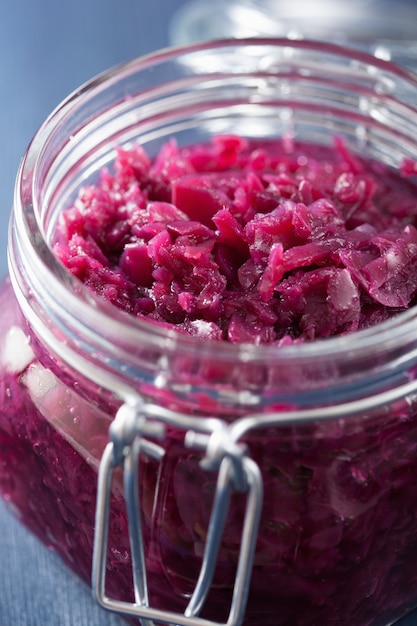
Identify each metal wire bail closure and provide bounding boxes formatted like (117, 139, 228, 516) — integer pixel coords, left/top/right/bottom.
(92, 398, 264, 626)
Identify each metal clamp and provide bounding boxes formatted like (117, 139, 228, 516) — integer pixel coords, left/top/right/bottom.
(92, 398, 263, 626)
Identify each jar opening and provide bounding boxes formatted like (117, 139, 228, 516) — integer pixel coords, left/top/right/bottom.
(9, 38, 417, 407)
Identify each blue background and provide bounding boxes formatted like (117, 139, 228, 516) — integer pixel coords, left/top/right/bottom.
(0, 0, 416, 624)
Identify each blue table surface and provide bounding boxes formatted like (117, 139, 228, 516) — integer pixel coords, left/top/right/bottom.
(0, 0, 417, 624)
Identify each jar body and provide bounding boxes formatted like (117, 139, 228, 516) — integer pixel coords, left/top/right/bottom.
(6, 39, 417, 626)
(3, 271, 417, 626)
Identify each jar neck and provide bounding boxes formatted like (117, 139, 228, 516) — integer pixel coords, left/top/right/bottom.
(8, 38, 417, 415)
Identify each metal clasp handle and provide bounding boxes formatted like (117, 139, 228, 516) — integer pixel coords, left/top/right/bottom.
(92, 400, 263, 626)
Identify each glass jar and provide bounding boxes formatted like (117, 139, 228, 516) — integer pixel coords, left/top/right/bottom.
(4, 38, 417, 626)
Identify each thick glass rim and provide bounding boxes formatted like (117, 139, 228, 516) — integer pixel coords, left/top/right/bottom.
(11, 37, 417, 369)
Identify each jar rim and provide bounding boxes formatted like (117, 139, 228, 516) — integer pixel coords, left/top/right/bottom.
(10, 37, 417, 376)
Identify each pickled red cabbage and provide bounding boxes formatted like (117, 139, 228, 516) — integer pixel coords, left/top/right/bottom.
(54, 135, 417, 344)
